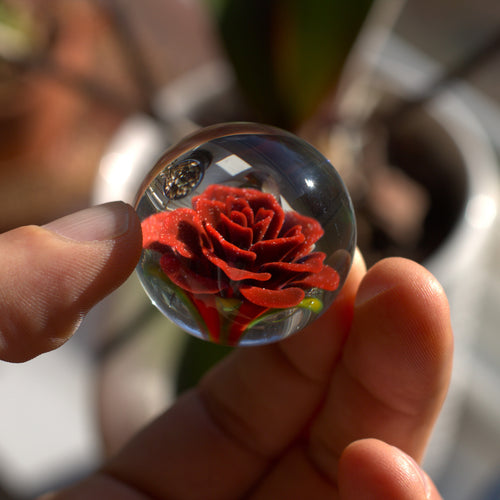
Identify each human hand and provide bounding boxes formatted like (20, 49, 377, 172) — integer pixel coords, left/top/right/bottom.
(0, 202, 452, 499)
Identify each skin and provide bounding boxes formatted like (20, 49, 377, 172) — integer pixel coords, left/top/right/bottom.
(0, 202, 452, 499)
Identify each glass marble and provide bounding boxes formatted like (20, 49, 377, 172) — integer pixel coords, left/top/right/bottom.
(135, 122, 356, 346)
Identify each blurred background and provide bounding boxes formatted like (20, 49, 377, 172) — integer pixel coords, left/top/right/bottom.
(1, 0, 500, 498)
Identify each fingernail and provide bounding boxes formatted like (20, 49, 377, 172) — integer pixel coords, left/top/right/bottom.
(396, 448, 432, 499)
(43, 202, 131, 242)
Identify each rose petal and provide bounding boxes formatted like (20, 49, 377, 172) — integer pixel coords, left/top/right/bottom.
(296, 251, 329, 269)
(254, 206, 283, 240)
(230, 210, 248, 227)
(142, 212, 165, 249)
(203, 249, 271, 282)
(245, 188, 282, 212)
(160, 251, 223, 294)
(251, 232, 305, 265)
(241, 206, 254, 227)
(142, 210, 205, 259)
(261, 252, 325, 275)
(197, 185, 261, 206)
(293, 265, 340, 291)
(251, 211, 273, 243)
(226, 195, 250, 216)
(259, 253, 334, 291)
(280, 211, 324, 259)
(280, 225, 303, 238)
(242, 188, 284, 240)
(281, 211, 324, 240)
(205, 223, 256, 264)
(240, 285, 305, 308)
(193, 197, 224, 227)
(219, 213, 253, 249)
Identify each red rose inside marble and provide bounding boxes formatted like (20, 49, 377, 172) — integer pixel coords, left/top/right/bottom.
(142, 184, 339, 344)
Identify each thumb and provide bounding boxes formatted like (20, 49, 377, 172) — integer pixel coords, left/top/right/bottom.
(0, 202, 142, 362)
(338, 438, 441, 499)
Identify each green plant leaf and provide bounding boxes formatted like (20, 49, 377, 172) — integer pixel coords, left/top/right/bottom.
(209, 0, 375, 128)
